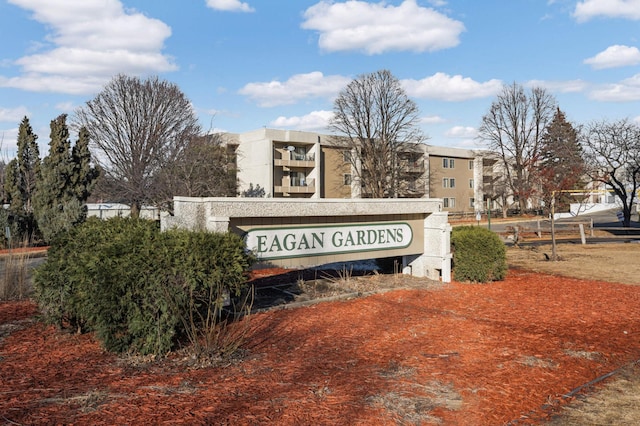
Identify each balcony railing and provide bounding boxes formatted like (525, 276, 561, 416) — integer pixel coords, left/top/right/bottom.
(274, 178, 316, 195)
(274, 151, 316, 168)
(399, 160, 425, 174)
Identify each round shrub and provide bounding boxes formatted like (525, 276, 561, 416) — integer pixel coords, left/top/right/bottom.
(34, 217, 253, 355)
(451, 226, 507, 283)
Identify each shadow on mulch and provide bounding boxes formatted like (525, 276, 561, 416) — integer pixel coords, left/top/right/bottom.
(246, 265, 443, 312)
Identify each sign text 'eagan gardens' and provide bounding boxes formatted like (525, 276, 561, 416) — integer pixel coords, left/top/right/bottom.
(245, 222, 413, 260)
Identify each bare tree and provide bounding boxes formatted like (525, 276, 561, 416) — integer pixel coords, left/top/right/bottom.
(155, 133, 238, 210)
(582, 118, 640, 227)
(74, 74, 201, 217)
(329, 69, 426, 198)
(478, 82, 557, 214)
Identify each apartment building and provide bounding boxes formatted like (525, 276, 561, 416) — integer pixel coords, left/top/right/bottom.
(223, 129, 322, 198)
(225, 128, 489, 213)
(426, 146, 485, 213)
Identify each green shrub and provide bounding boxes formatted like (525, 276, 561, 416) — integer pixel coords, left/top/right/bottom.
(451, 226, 507, 283)
(34, 217, 253, 355)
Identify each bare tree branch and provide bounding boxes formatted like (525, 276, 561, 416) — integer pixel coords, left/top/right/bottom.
(329, 70, 427, 198)
(582, 118, 640, 227)
(74, 74, 201, 217)
(478, 82, 556, 214)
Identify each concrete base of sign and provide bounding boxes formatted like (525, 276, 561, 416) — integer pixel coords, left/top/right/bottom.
(402, 212, 452, 282)
(163, 197, 452, 282)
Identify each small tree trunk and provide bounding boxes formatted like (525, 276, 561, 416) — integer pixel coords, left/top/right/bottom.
(130, 202, 141, 219)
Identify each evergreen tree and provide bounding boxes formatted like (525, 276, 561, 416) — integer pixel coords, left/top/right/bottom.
(3, 117, 41, 241)
(537, 108, 585, 212)
(33, 114, 99, 243)
(71, 126, 101, 202)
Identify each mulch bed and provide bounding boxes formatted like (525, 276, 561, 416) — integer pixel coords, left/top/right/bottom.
(2, 270, 640, 425)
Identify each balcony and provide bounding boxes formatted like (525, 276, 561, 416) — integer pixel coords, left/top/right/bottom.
(399, 160, 425, 174)
(274, 148, 316, 169)
(274, 178, 316, 195)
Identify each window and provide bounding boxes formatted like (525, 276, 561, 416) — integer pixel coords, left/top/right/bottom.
(469, 178, 474, 189)
(443, 178, 449, 188)
(449, 198, 456, 208)
(443, 197, 456, 208)
(470, 198, 475, 208)
(291, 171, 306, 186)
(443, 158, 455, 168)
(343, 174, 352, 186)
(450, 178, 455, 188)
(343, 150, 351, 163)
(469, 160, 474, 170)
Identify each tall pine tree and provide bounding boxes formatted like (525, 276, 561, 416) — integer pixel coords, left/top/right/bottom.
(71, 126, 100, 203)
(33, 114, 100, 243)
(537, 108, 585, 212)
(3, 116, 41, 241)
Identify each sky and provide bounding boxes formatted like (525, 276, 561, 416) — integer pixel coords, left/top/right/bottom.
(1, 0, 640, 157)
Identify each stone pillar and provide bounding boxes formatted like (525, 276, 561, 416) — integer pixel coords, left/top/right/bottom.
(403, 211, 452, 282)
(207, 216, 230, 233)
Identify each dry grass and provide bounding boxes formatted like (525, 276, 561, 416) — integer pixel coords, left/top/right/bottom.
(507, 242, 640, 285)
(368, 360, 462, 424)
(507, 242, 640, 425)
(0, 250, 32, 301)
(368, 381, 462, 425)
(546, 363, 640, 426)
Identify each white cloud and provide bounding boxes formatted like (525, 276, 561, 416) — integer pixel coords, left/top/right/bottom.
(402, 73, 502, 101)
(0, 106, 30, 123)
(206, 0, 254, 12)
(422, 115, 447, 124)
(445, 126, 477, 138)
(574, 0, 640, 22)
(0, 127, 19, 153)
(301, 0, 465, 54)
(55, 101, 76, 112)
(584, 45, 640, 69)
(270, 111, 333, 131)
(525, 79, 588, 93)
(2, 0, 176, 94)
(239, 72, 351, 107)
(589, 74, 640, 101)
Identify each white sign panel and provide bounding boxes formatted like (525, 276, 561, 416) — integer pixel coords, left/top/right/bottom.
(245, 222, 413, 260)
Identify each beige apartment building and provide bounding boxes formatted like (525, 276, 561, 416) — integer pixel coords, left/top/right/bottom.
(224, 128, 489, 213)
(426, 146, 485, 213)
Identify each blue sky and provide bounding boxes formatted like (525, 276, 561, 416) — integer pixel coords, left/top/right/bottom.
(1, 0, 639, 157)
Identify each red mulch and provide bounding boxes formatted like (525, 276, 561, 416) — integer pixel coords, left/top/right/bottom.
(2, 271, 640, 425)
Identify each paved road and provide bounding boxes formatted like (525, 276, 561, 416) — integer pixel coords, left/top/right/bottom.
(479, 208, 639, 234)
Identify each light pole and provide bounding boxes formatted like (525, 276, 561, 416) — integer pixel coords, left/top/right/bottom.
(550, 191, 557, 261)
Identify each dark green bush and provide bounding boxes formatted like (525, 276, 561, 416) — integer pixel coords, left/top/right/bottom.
(451, 226, 507, 283)
(34, 217, 253, 355)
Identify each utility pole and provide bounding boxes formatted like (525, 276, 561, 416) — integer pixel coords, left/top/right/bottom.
(550, 191, 557, 261)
